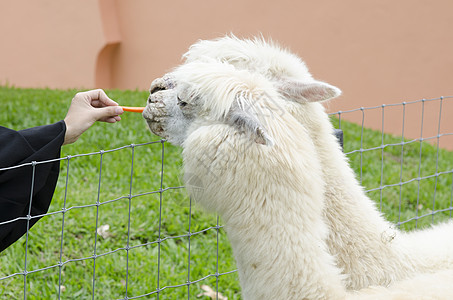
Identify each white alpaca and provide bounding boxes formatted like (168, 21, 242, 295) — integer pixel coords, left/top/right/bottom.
(180, 35, 453, 290)
(142, 56, 453, 299)
(144, 61, 348, 299)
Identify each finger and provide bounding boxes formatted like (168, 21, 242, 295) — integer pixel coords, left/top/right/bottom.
(98, 115, 122, 123)
(101, 116, 121, 123)
(81, 89, 118, 106)
(93, 105, 124, 122)
(91, 100, 103, 108)
(94, 89, 118, 106)
(90, 99, 114, 108)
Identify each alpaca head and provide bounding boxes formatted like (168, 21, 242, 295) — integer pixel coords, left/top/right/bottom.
(144, 36, 341, 147)
(143, 59, 282, 147)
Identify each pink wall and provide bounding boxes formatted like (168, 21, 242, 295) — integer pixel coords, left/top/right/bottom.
(1, 0, 453, 148)
(0, 0, 104, 88)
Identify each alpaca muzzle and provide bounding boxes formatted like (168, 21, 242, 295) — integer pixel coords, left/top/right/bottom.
(143, 98, 168, 137)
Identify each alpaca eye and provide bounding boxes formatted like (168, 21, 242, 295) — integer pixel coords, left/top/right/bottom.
(177, 96, 188, 107)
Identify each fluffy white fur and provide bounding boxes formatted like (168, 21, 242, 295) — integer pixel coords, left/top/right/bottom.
(349, 269, 453, 300)
(142, 37, 453, 299)
(182, 35, 453, 290)
(144, 64, 348, 299)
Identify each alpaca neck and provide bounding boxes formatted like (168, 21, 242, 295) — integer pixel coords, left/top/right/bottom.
(223, 189, 347, 300)
(184, 119, 347, 299)
(302, 104, 415, 288)
(306, 105, 392, 231)
(218, 135, 347, 299)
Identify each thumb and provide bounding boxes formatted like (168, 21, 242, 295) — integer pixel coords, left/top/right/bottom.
(94, 105, 124, 122)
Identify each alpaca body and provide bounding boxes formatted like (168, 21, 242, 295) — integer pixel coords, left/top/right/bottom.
(289, 101, 453, 289)
(144, 67, 348, 298)
(182, 35, 453, 289)
(350, 269, 453, 300)
(142, 37, 453, 298)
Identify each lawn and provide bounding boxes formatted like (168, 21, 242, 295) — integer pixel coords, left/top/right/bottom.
(0, 86, 452, 299)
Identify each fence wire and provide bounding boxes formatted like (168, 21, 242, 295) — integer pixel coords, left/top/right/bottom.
(1, 96, 453, 299)
(0, 140, 234, 299)
(330, 96, 453, 228)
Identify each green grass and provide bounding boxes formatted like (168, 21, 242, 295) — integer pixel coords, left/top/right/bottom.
(332, 114, 453, 230)
(0, 87, 239, 299)
(0, 86, 452, 299)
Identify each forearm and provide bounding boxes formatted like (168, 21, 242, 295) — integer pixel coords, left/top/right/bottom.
(0, 121, 66, 252)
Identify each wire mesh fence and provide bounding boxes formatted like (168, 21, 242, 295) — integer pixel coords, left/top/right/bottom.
(1, 96, 453, 299)
(0, 140, 238, 299)
(330, 96, 453, 230)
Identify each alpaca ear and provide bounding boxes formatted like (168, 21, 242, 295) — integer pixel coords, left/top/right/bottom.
(277, 79, 342, 103)
(227, 94, 275, 147)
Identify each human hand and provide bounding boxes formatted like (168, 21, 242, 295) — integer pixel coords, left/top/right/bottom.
(63, 89, 124, 145)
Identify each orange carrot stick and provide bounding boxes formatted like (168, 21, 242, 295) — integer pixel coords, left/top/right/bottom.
(120, 106, 145, 113)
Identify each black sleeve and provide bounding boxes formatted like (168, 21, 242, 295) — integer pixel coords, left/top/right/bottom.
(0, 121, 66, 252)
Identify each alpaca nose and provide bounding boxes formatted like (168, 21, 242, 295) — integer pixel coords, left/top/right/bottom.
(147, 91, 165, 105)
(150, 85, 167, 95)
(149, 76, 174, 94)
(148, 75, 175, 104)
